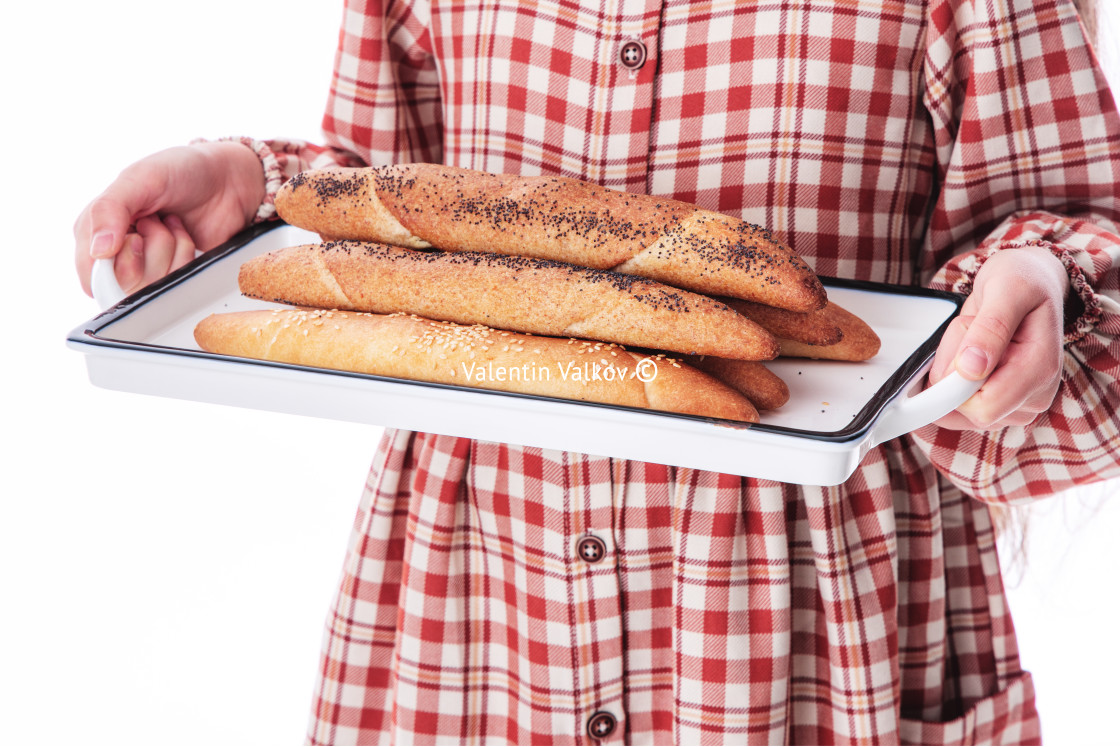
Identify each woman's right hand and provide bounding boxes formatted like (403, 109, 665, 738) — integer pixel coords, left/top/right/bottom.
(74, 140, 266, 297)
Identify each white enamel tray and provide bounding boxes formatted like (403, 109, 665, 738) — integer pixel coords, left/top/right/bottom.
(69, 223, 978, 486)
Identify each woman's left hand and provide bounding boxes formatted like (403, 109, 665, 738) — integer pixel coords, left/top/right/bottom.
(928, 245, 1070, 431)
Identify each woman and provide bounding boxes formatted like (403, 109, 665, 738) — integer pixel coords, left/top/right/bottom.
(75, 0, 1120, 743)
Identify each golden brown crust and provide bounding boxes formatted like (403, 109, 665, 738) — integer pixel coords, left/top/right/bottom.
(775, 302, 881, 361)
(721, 298, 844, 346)
(687, 357, 790, 410)
(275, 167, 431, 249)
(276, 164, 826, 311)
(194, 309, 759, 422)
(238, 241, 779, 360)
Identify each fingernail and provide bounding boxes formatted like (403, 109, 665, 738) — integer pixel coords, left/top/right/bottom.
(165, 214, 183, 230)
(957, 347, 989, 379)
(90, 231, 115, 258)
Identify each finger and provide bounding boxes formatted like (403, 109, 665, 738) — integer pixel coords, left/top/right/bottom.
(75, 205, 97, 296)
(164, 214, 198, 271)
(934, 410, 1025, 431)
(950, 279, 1040, 381)
(114, 233, 147, 294)
(935, 405, 1044, 432)
(74, 200, 129, 261)
(929, 315, 970, 384)
(135, 216, 179, 289)
(930, 281, 987, 384)
(75, 168, 164, 294)
(932, 305, 1062, 431)
(85, 176, 157, 259)
(954, 340, 1061, 427)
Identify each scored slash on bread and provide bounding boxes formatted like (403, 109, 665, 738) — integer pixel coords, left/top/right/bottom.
(194, 309, 761, 423)
(238, 241, 780, 361)
(275, 163, 827, 312)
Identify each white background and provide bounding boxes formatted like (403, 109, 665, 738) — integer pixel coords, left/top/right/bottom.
(1, 2, 1118, 744)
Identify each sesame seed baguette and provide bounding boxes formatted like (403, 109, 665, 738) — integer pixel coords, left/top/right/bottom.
(685, 357, 791, 411)
(275, 163, 827, 312)
(193, 309, 760, 423)
(239, 241, 779, 361)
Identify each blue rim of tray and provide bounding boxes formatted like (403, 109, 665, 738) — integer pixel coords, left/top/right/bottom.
(68, 222, 965, 444)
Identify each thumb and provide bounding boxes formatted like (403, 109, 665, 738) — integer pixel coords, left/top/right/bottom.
(85, 176, 161, 259)
(951, 279, 1036, 381)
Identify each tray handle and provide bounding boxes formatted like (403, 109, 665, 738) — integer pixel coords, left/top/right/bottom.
(869, 368, 983, 446)
(91, 258, 127, 311)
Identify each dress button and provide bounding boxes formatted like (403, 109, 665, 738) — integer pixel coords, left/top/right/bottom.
(586, 711, 617, 740)
(619, 40, 647, 70)
(576, 535, 607, 563)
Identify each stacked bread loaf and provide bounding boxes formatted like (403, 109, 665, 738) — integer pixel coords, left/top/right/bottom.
(194, 164, 879, 423)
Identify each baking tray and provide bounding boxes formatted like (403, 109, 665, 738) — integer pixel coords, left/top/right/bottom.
(68, 223, 978, 486)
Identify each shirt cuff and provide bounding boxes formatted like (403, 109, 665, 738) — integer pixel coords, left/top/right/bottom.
(190, 136, 284, 224)
(950, 239, 1101, 345)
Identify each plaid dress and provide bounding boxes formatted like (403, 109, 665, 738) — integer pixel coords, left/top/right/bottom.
(247, 0, 1120, 743)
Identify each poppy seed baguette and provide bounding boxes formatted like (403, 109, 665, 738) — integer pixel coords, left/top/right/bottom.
(193, 309, 760, 423)
(275, 163, 827, 312)
(238, 241, 779, 361)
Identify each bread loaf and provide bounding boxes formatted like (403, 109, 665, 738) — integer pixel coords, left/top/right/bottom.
(275, 164, 827, 312)
(721, 298, 843, 346)
(773, 302, 881, 361)
(686, 357, 790, 411)
(239, 241, 779, 360)
(194, 309, 760, 422)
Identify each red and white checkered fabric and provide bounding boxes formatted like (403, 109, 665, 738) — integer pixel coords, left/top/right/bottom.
(253, 0, 1120, 743)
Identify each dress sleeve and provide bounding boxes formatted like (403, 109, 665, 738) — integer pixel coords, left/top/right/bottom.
(227, 0, 443, 221)
(910, 0, 1120, 504)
